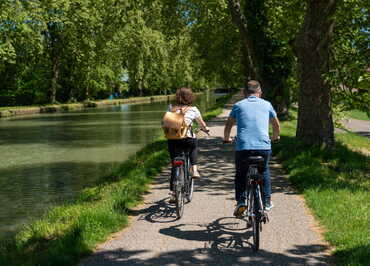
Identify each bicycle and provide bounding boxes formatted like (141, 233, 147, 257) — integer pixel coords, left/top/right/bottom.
(223, 138, 270, 251)
(171, 128, 209, 219)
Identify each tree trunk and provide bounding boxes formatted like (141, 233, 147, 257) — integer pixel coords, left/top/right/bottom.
(47, 23, 60, 104)
(49, 54, 59, 103)
(227, 0, 260, 81)
(271, 87, 289, 118)
(85, 66, 91, 100)
(294, 0, 337, 147)
(227, 0, 273, 98)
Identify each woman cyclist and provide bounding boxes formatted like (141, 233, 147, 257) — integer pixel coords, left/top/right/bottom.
(167, 87, 209, 202)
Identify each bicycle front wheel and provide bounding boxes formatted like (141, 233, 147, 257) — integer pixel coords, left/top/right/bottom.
(186, 176, 194, 202)
(175, 188, 184, 219)
(175, 166, 185, 219)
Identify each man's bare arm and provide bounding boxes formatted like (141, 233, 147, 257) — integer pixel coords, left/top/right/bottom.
(270, 117, 280, 141)
(224, 117, 236, 141)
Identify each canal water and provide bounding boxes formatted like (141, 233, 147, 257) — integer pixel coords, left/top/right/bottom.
(0, 92, 217, 238)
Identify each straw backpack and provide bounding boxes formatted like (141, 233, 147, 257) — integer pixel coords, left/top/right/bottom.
(162, 106, 191, 139)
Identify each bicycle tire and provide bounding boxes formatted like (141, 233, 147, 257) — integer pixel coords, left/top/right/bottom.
(175, 165, 185, 219)
(186, 177, 194, 202)
(252, 187, 260, 251)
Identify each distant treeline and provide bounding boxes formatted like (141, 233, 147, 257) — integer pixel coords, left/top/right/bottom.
(0, 1, 243, 106)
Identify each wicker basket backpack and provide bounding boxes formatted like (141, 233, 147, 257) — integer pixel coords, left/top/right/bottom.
(162, 106, 191, 139)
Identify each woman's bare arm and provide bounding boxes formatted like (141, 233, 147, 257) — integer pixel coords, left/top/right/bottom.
(195, 116, 208, 131)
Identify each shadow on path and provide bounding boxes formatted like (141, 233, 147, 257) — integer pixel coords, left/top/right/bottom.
(90, 214, 330, 265)
(126, 136, 303, 226)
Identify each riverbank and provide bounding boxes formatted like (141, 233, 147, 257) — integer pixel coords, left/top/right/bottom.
(0, 94, 177, 118)
(0, 94, 232, 266)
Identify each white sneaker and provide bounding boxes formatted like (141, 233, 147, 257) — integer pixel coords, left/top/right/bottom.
(264, 201, 274, 211)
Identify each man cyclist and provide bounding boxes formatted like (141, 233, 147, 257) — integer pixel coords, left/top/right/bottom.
(224, 80, 280, 217)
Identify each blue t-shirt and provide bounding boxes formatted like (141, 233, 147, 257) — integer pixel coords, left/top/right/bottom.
(230, 96, 277, 151)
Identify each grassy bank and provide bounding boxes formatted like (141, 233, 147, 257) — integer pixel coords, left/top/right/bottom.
(274, 114, 370, 265)
(346, 109, 370, 121)
(0, 92, 231, 266)
(203, 93, 233, 120)
(0, 140, 169, 266)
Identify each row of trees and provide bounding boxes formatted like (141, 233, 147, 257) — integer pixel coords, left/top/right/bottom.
(0, 0, 242, 106)
(1, 0, 368, 146)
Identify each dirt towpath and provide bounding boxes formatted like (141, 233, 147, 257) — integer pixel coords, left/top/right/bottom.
(342, 118, 370, 138)
(80, 99, 332, 266)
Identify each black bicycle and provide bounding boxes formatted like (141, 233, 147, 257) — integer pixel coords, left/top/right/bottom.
(223, 138, 270, 251)
(172, 149, 194, 219)
(171, 129, 209, 219)
(244, 155, 269, 251)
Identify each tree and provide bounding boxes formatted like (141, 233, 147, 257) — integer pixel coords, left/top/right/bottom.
(227, 0, 295, 115)
(227, 0, 260, 80)
(187, 0, 243, 89)
(294, 0, 338, 146)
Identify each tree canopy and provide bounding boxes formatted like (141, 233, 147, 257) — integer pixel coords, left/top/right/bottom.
(0, 0, 242, 105)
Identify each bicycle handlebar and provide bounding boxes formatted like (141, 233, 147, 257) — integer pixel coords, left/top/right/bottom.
(200, 128, 210, 135)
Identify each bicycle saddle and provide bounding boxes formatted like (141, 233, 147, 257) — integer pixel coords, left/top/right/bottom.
(247, 156, 264, 163)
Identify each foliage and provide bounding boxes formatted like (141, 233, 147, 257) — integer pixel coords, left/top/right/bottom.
(0, 0, 236, 107)
(242, 0, 296, 113)
(187, 0, 243, 89)
(265, 0, 369, 117)
(330, 0, 370, 116)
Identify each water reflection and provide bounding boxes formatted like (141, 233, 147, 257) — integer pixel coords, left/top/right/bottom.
(0, 93, 216, 237)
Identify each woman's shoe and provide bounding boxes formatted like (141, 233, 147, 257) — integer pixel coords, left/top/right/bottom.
(192, 169, 201, 178)
(191, 165, 201, 178)
(168, 192, 176, 204)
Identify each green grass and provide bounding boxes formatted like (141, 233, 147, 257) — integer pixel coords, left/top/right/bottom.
(202, 94, 233, 121)
(0, 92, 231, 266)
(346, 110, 370, 121)
(336, 131, 370, 155)
(274, 116, 370, 266)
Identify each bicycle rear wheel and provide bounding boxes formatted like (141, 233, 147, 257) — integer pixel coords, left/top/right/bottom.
(175, 166, 185, 219)
(252, 188, 261, 251)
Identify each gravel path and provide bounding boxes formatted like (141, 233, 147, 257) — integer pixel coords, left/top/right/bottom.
(342, 118, 370, 138)
(80, 98, 332, 266)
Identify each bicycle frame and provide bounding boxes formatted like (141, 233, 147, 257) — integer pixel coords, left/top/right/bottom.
(246, 165, 264, 216)
(172, 149, 193, 219)
(173, 150, 190, 189)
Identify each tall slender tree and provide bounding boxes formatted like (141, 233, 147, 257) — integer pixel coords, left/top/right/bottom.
(227, 0, 294, 115)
